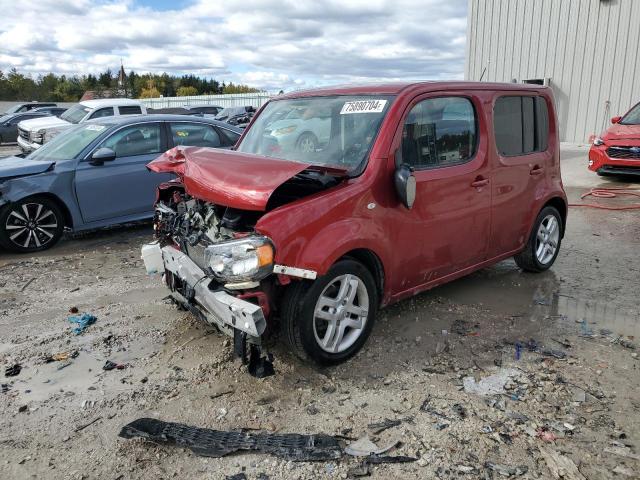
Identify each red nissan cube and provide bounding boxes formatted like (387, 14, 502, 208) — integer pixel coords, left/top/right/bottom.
(589, 101, 640, 176)
(143, 82, 567, 373)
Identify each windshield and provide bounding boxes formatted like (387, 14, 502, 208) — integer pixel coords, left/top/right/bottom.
(620, 103, 640, 125)
(215, 107, 246, 119)
(5, 105, 24, 114)
(28, 124, 107, 161)
(60, 104, 90, 124)
(237, 95, 393, 172)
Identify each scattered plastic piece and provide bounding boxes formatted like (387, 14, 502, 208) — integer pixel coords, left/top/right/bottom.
(45, 350, 79, 363)
(345, 436, 398, 457)
(367, 418, 401, 435)
(103, 360, 127, 371)
(5, 364, 21, 377)
(485, 462, 528, 477)
(119, 418, 342, 461)
(536, 428, 558, 443)
(69, 306, 79, 314)
(1, 384, 10, 393)
(68, 313, 97, 335)
(463, 368, 519, 396)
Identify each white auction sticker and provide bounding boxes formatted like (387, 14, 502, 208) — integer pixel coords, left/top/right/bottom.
(86, 125, 106, 131)
(340, 99, 387, 114)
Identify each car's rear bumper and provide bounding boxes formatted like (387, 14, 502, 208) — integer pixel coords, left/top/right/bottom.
(17, 135, 40, 153)
(143, 244, 267, 339)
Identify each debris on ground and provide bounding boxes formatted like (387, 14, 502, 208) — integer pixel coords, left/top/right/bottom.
(367, 418, 402, 435)
(451, 319, 480, 336)
(119, 418, 342, 461)
(68, 313, 97, 335)
(45, 350, 79, 363)
(484, 461, 528, 477)
(103, 360, 127, 371)
(539, 447, 586, 480)
(462, 368, 519, 396)
(344, 436, 398, 457)
(5, 364, 22, 377)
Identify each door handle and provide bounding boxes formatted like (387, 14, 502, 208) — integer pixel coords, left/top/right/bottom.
(530, 165, 544, 175)
(471, 178, 489, 188)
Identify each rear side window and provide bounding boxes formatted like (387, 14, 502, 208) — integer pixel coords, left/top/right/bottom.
(401, 97, 477, 169)
(90, 107, 114, 119)
(99, 123, 162, 157)
(494, 96, 549, 156)
(219, 128, 240, 146)
(170, 122, 221, 148)
(119, 106, 142, 115)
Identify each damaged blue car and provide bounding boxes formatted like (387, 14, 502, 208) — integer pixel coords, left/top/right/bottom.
(0, 115, 242, 252)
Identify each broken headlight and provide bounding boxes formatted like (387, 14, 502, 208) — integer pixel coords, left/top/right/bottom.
(204, 236, 274, 282)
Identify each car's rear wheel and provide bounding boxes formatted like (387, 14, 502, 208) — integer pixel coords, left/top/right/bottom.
(281, 259, 378, 365)
(0, 197, 64, 252)
(514, 206, 562, 272)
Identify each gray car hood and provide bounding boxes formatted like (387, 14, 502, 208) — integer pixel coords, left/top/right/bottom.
(0, 156, 55, 179)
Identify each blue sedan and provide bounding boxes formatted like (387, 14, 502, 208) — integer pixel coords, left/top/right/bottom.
(0, 115, 242, 252)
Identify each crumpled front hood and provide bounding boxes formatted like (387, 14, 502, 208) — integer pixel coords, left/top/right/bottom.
(603, 123, 640, 142)
(147, 147, 311, 211)
(18, 116, 71, 131)
(0, 156, 55, 180)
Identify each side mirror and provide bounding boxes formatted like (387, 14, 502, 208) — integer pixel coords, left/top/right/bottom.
(90, 147, 116, 166)
(611, 116, 622, 124)
(394, 163, 416, 209)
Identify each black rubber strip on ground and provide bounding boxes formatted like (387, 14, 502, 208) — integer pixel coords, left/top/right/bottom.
(119, 418, 342, 461)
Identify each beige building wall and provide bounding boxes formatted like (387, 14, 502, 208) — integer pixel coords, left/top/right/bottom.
(465, 0, 640, 143)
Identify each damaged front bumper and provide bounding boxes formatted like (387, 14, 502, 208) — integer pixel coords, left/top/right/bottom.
(149, 244, 267, 339)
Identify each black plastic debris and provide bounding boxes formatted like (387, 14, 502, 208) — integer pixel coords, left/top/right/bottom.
(1, 383, 10, 394)
(5, 364, 21, 377)
(119, 418, 342, 461)
(451, 403, 467, 419)
(103, 360, 127, 371)
(367, 418, 401, 435)
(225, 474, 247, 480)
(347, 454, 418, 477)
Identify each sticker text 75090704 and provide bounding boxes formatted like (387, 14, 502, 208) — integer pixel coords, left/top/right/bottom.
(340, 100, 387, 115)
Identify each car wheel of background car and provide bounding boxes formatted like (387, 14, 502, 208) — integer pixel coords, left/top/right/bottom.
(296, 133, 318, 153)
(514, 206, 562, 273)
(281, 259, 378, 365)
(0, 197, 64, 253)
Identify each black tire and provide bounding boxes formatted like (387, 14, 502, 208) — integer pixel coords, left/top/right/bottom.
(514, 206, 562, 273)
(295, 132, 318, 153)
(281, 259, 378, 365)
(0, 197, 64, 252)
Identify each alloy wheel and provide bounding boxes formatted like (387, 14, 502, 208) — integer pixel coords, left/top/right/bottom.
(535, 214, 560, 265)
(5, 202, 59, 249)
(313, 273, 369, 353)
(298, 136, 316, 153)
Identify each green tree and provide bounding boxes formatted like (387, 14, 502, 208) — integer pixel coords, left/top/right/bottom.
(176, 85, 198, 96)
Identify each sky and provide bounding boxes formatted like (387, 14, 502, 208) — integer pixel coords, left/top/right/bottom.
(0, 0, 468, 92)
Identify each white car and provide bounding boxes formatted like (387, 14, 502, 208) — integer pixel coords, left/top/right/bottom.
(17, 98, 147, 153)
(266, 108, 331, 153)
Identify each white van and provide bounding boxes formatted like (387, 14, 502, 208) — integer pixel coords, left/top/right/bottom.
(17, 98, 147, 153)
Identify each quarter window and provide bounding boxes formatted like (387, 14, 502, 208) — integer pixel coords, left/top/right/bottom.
(90, 107, 114, 119)
(118, 106, 142, 115)
(98, 123, 161, 157)
(401, 97, 477, 169)
(170, 122, 221, 148)
(494, 96, 549, 156)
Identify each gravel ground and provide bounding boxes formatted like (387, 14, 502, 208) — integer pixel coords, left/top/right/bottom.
(0, 147, 639, 479)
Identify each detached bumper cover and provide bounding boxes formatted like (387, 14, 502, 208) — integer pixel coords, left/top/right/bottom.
(158, 245, 267, 338)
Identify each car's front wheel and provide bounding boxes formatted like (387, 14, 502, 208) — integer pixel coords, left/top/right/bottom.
(296, 133, 318, 153)
(281, 259, 378, 365)
(514, 206, 562, 272)
(0, 197, 64, 252)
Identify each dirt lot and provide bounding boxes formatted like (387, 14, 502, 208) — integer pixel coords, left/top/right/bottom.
(1, 146, 639, 479)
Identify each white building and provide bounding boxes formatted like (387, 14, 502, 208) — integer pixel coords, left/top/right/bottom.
(465, 0, 640, 143)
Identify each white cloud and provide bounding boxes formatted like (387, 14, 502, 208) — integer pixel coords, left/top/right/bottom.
(0, 0, 467, 91)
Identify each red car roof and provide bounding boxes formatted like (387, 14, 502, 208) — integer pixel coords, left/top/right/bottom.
(277, 81, 547, 99)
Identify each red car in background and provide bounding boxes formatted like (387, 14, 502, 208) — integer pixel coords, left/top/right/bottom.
(589, 101, 640, 177)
